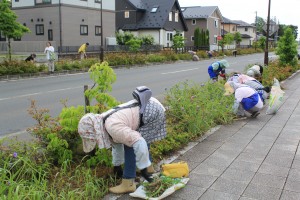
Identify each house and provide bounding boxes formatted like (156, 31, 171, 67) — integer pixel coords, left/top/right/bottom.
(221, 17, 238, 35)
(115, 0, 188, 47)
(10, 0, 115, 53)
(232, 20, 256, 46)
(181, 6, 223, 50)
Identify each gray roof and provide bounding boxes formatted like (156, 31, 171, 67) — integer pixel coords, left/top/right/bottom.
(222, 17, 239, 24)
(232, 20, 255, 27)
(124, 0, 187, 31)
(128, 0, 146, 9)
(182, 6, 221, 20)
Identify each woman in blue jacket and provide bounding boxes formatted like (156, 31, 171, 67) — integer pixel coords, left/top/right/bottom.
(208, 59, 229, 82)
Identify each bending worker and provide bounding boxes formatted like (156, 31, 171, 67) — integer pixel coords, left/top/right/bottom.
(208, 59, 229, 82)
(78, 92, 166, 194)
(224, 81, 263, 119)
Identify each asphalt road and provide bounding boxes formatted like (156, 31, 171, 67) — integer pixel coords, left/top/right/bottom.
(0, 52, 275, 137)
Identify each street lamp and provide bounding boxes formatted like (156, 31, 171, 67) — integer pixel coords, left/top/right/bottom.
(100, 0, 104, 62)
(264, 0, 271, 66)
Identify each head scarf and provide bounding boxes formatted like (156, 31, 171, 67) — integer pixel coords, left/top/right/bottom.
(78, 113, 111, 153)
(138, 98, 167, 143)
(224, 81, 247, 96)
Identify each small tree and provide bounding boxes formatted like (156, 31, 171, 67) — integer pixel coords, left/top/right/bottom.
(205, 29, 210, 46)
(258, 36, 266, 50)
(0, 0, 30, 61)
(218, 33, 234, 52)
(172, 32, 185, 53)
(275, 27, 298, 67)
(234, 32, 242, 47)
(194, 28, 200, 48)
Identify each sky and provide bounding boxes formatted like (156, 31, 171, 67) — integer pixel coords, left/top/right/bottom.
(178, 0, 300, 40)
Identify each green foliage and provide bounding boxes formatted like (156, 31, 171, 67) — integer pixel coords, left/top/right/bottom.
(140, 35, 155, 45)
(205, 29, 210, 46)
(0, 0, 30, 61)
(172, 33, 185, 50)
(275, 27, 298, 67)
(255, 16, 265, 33)
(257, 36, 266, 49)
(234, 32, 242, 46)
(86, 148, 112, 167)
(278, 24, 298, 40)
(194, 28, 201, 47)
(85, 61, 119, 109)
(115, 31, 135, 45)
(59, 106, 85, 132)
(0, 60, 45, 75)
(125, 38, 142, 53)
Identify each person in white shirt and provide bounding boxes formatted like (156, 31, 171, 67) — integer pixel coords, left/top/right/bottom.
(224, 81, 263, 118)
(44, 42, 55, 73)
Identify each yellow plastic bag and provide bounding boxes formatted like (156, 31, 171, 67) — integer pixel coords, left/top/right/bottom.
(161, 162, 189, 178)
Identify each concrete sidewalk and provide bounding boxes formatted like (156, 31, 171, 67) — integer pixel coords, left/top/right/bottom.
(113, 71, 300, 200)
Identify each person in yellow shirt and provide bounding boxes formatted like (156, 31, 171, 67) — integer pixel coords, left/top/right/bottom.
(78, 42, 89, 60)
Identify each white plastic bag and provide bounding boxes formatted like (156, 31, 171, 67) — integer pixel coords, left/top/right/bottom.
(129, 178, 189, 200)
(266, 78, 284, 115)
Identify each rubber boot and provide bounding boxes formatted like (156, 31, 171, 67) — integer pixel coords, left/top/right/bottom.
(141, 168, 153, 182)
(109, 178, 136, 194)
(113, 165, 123, 179)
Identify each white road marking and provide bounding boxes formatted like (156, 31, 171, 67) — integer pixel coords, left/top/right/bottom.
(161, 68, 199, 75)
(0, 86, 82, 101)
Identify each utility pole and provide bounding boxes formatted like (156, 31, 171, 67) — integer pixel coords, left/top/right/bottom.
(100, 0, 104, 62)
(255, 11, 258, 41)
(264, 0, 271, 66)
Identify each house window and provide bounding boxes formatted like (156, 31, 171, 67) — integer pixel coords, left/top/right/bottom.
(15, 0, 19, 2)
(232, 26, 235, 31)
(48, 29, 53, 41)
(169, 12, 172, 21)
(124, 11, 129, 18)
(214, 35, 217, 44)
(35, 0, 51, 4)
(0, 31, 6, 41)
(175, 11, 179, 22)
(167, 33, 173, 41)
(95, 0, 101, 2)
(151, 6, 159, 13)
(80, 25, 88, 35)
(245, 27, 248, 31)
(36, 24, 44, 35)
(214, 20, 218, 28)
(192, 19, 196, 25)
(191, 36, 194, 41)
(95, 26, 101, 36)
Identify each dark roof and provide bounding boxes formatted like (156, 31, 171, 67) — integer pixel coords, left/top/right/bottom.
(232, 20, 255, 27)
(128, 0, 146, 9)
(222, 16, 239, 24)
(182, 6, 223, 21)
(124, 0, 188, 31)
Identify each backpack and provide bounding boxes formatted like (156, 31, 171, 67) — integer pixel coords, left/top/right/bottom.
(49, 51, 56, 61)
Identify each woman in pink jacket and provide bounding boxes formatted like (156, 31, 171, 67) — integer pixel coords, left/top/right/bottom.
(78, 97, 166, 194)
